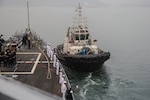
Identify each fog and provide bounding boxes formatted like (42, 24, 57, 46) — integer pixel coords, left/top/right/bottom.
(0, 0, 150, 7)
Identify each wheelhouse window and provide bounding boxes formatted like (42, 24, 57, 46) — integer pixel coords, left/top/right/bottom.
(80, 34, 86, 40)
(75, 34, 89, 40)
(86, 34, 89, 40)
(75, 34, 79, 40)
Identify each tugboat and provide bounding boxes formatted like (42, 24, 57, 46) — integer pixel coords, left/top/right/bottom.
(56, 4, 110, 72)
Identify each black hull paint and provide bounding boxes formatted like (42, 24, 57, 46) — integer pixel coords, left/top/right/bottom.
(56, 45, 110, 72)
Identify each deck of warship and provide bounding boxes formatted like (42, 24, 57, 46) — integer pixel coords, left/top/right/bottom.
(0, 1, 74, 99)
(0, 38, 73, 100)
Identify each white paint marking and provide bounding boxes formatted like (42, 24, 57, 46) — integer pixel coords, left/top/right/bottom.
(16, 52, 40, 54)
(31, 53, 41, 74)
(17, 61, 48, 64)
(0, 52, 42, 75)
(0, 72, 32, 74)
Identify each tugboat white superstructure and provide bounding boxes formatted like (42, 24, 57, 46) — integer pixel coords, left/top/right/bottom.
(56, 4, 110, 72)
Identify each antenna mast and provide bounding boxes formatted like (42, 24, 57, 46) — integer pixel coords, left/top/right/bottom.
(77, 3, 82, 27)
(27, 1, 30, 30)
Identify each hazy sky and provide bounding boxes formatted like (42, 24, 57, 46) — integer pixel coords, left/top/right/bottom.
(0, 0, 150, 7)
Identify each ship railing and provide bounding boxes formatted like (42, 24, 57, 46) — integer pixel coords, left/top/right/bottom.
(60, 64, 75, 100)
(16, 38, 23, 51)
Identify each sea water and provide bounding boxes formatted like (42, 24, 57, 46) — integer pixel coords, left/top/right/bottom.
(0, 6, 150, 100)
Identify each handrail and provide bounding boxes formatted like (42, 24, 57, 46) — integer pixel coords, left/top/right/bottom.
(59, 64, 75, 100)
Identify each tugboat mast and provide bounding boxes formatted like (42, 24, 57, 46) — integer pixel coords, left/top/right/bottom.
(75, 3, 87, 28)
(77, 3, 82, 27)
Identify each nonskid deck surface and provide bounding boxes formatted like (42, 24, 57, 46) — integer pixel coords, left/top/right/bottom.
(0, 45, 61, 96)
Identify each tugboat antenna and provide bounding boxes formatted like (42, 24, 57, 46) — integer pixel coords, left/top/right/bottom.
(27, 1, 30, 30)
(76, 3, 82, 27)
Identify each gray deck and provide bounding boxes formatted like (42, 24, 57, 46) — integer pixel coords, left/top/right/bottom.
(0, 45, 61, 97)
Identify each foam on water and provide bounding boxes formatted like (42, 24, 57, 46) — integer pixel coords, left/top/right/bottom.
(79, 73, 92, 100)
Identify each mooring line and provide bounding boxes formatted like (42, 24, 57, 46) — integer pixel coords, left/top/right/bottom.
(36, 44, 51, 79)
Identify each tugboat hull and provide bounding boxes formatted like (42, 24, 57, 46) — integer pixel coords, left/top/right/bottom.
(56, 45, 110, 72)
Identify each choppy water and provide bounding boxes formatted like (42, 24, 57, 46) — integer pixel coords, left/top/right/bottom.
(1, 6, 150, 100)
